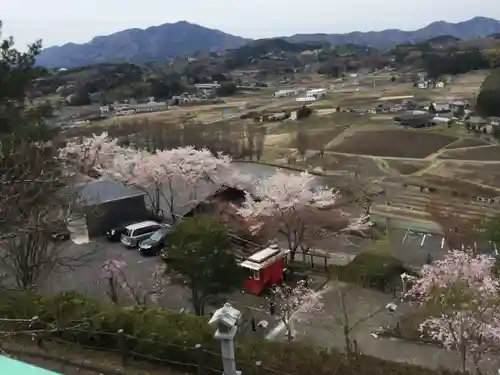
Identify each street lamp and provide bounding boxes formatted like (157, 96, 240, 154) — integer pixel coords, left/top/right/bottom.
(209, 303, 242, 375)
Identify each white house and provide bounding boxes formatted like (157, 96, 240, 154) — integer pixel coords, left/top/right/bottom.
(273, 88, 305, 98)
(306, 88, 328, 100)
(296, 96, 317, 103)
(100, 106, 110, 114)
(435, 81, 445, 88)
(418, 82, 428, 89)
(195, 83, 221, 90)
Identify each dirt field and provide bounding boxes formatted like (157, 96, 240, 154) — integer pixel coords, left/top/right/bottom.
(384, 160, 430, 175)
(422, 161, 500, 190)
(327, 129, 456, 158)
(305, 153, 386, 178)
(444, 137, 491, 149)
(439, 145, 500, 161)
(287, 127, 349, 150)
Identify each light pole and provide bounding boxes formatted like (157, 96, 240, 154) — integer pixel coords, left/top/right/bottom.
(209, 303, 242, 375)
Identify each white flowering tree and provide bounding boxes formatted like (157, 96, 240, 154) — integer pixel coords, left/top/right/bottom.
(59, 132, 132, 175)
(60, 133, 250, 222)
(407, 250, 500, 375)
(238, 171, 367, 261)
(272, 280, 323, 341)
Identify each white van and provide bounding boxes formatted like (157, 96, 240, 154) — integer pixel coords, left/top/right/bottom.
(120, 221, 163, 248)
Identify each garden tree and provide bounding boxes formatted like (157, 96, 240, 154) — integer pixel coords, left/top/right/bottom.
(295, 122, 309, 159)
(0, 22, 75, 241)
(216, 82, 237, 96)
(271, 280, 323, 341)
(476, 68, 500, 118)
(407, 250, 500, 375)
(100, 259, 168, 305)
(161, 217, 243, 316)
(238, 172, 368, 261)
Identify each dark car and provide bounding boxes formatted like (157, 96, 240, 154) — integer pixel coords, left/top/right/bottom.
(138, 226, 173, 256)
(105, 222, 137, 242)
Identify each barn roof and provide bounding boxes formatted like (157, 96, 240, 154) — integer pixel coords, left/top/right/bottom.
(74, 179, 145, 206)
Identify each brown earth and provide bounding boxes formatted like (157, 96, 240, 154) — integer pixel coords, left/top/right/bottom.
(439, 145, 500, 161)
(288, 128, 349, 150)
(444, 137, 491, 150)
(326, 130, 456, 158)
(384, 160, 430, 175)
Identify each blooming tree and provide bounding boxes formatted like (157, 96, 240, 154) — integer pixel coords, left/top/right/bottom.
(60, 133, 250, 222)
(271, 280, 323, 341)
(59, 132, 132, 175)
(238, 171, 367, 261)
(407, 250, 500, 374)
(100, 259, 168, 305)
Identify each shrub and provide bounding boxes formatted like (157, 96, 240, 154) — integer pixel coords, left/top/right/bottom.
(333, 252, 410, 291)
(0, 291, 459, 375)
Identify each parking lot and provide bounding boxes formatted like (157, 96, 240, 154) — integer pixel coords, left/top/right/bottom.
(44, 238, 193, 312)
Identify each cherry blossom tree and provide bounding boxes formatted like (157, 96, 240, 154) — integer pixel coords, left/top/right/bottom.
(237, 171, 367, 261)
(407, 250, 500, 375)
(100, 259, 168, 305)
(271, 280, 324, 341)
(60, 133, 250, 222)
(59, 132, 132, 175)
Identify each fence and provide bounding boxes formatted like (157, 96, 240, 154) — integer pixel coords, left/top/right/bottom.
(0, 323, 291, 375)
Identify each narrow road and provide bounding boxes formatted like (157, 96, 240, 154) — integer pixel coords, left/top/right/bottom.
(203, 98, 298, 124)
(266, 281, 500, 373)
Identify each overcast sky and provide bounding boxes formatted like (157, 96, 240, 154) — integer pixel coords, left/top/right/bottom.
(1, 0, 500, 50)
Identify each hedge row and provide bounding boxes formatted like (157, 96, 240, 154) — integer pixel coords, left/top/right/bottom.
(331, 252, 416, 291)
(0, 291, 460, 375)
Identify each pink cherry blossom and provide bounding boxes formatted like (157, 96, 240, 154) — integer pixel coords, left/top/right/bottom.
(237, 171, 368, 260)
(408, 250, 500, 374)
(271, 280, 324, 341)
(60, 134, 247, 222)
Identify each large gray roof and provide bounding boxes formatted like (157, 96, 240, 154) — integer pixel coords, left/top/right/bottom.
(75, 179, 145, 206)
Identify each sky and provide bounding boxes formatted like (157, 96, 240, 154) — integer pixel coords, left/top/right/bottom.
(1, 0, 500, 50)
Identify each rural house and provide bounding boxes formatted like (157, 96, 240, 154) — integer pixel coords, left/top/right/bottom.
(306, 88, 328, 100)
(72, 178, 149, 238)
(273, 88, 305, 98)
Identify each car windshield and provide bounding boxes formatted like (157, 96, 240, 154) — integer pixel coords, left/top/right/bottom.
(150, 227, 169, 241)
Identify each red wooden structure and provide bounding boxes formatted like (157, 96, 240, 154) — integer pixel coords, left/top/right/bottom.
(239, 244, 290, 295)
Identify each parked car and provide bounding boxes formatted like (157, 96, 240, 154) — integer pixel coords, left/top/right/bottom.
(50, 221, 71, 242)
(50, 229, 71, 242)
(138, 225, 173, 256)
(120, 221, 163, 248)
(105, 221, 137, 242)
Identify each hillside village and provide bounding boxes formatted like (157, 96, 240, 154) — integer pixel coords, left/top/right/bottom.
(3, 14, 500, 375)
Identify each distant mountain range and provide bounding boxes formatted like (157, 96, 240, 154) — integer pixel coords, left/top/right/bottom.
(36, 16, 500, 68)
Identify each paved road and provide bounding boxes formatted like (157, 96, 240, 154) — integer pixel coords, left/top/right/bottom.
(267, 281, 500, 373)
(43, 239, 192, 312)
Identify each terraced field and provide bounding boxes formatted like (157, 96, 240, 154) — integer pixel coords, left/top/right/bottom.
(327, 130, 456, 158)
(438, 145, 500, 161)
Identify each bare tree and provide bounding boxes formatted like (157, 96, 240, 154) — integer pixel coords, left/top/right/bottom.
(328, 283, 392, 357)
(0, 221, 91, 291)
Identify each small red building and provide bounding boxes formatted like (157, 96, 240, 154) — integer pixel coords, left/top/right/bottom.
(239, 244, 290, 295)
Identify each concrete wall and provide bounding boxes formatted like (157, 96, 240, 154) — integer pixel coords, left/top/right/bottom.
(84, 196, 149, 238)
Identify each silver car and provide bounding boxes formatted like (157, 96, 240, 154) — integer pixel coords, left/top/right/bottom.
(120, 221, 163, 248)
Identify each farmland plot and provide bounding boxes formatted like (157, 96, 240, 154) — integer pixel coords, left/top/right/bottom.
(439, 145, 500, 161)
(327, 130, 456, 158)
